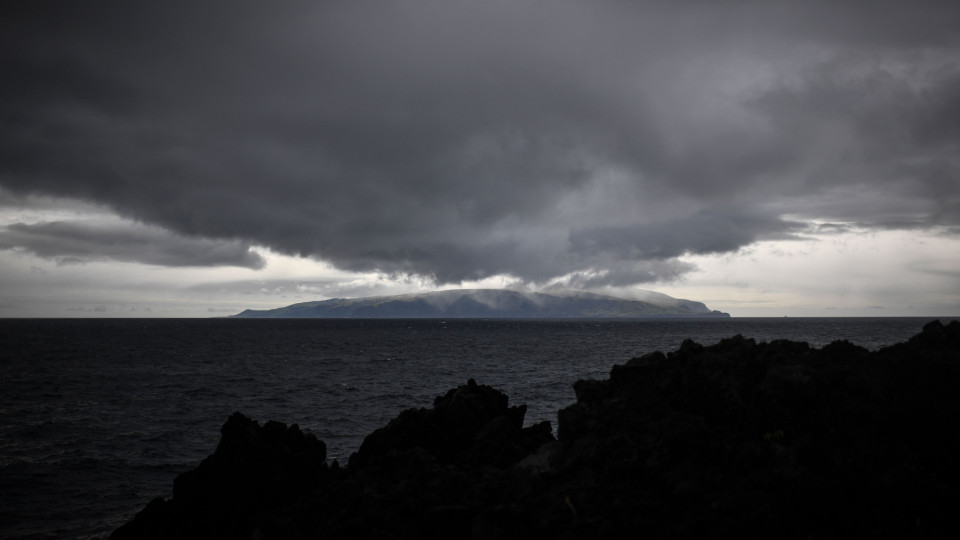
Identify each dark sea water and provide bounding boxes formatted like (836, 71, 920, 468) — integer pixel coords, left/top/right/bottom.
(0, 317, 952, 539)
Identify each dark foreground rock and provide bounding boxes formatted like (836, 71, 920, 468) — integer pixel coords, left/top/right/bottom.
(112, 320, 960, 539)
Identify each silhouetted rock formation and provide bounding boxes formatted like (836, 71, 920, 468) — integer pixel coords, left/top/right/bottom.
(111, 320, 960, 539)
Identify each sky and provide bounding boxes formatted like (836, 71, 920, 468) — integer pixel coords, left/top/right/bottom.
(2, 0, 959, 318)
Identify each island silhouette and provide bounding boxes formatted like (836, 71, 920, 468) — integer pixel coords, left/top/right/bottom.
(231, 289, 730, 318)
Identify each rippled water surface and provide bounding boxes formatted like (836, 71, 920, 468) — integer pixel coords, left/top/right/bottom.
(0, 317, 947, 539)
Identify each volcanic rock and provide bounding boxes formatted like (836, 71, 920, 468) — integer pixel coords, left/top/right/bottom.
(111, 320, 960, 539)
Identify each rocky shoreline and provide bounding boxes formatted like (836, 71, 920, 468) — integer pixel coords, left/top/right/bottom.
(111, 320, 960, 539)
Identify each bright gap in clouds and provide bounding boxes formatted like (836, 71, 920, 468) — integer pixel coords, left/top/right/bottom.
(2, 192, 958, 317)
(0, 245, 371, 318)
(656, 227, 960, 317)
(2, 207, 958, 317)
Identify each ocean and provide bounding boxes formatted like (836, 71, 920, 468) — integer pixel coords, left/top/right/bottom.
(0, 317, 950, 539)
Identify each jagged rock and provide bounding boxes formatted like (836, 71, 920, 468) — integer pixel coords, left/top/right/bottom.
(111, 414, 329, 539)
(552, 319, 960, 538)
(111, 320, 960, 539)
(349, 378, 548, 470)
(111, 380, 557, 540)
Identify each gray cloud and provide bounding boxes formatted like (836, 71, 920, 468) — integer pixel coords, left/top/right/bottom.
(186, 278, 426, 302)
(2, 1, 958, 286)
(569, 211, 804, 260)
(0, 220, 265, 269)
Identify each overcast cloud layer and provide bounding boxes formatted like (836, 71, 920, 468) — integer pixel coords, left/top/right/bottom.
(2, 0, 959, 291)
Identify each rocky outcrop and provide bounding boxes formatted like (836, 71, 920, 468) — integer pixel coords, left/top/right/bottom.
(110, 380, 556, 540)
(553, 319, 960, 537)
(110, 414, 330, 539)
(111, 320, 960, 539)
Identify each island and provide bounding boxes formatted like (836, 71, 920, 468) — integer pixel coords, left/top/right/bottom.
(230, 289, 731, 318)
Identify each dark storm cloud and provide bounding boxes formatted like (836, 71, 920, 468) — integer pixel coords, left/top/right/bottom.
(0, 221, 265, 269)
(569, 211, 803, 260)
(2, 1, 958, 285)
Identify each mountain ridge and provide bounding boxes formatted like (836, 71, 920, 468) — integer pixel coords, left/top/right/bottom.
(230, 289, 730, 318)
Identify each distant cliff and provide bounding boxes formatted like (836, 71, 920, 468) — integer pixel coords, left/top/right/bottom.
(230, 289, 730, 318)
